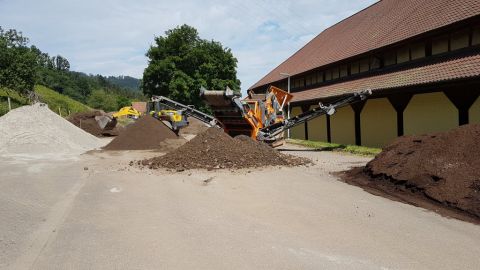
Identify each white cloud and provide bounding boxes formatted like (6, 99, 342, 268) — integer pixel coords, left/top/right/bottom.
(0, 0, 377, 94)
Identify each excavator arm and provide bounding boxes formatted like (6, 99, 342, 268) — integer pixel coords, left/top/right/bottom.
(150, 95, 220, 128)
(256, 89, 372, 142)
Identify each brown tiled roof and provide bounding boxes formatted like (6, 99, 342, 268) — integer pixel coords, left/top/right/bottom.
(291, 53, 480, 103)
(251, 0, 480, 89)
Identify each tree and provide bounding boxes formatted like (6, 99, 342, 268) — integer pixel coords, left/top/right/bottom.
(87, 89, 118, 112)
(0, 27, 37, 93)
(53, 55, 70, 71)
(142, 24, 241, 110)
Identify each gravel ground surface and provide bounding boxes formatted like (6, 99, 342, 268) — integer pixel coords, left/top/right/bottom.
(1, 144, 480, 269)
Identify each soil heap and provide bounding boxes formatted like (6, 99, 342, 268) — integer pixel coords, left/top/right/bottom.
(344, 123, 480, 222)
(104, 115, 178, 150)
(140, 127, 309, 170)
(0, 103, 103, 156)
(68, 111, 123, 137)
(179, 117, 209, 135)
(68, 111, 105, 136)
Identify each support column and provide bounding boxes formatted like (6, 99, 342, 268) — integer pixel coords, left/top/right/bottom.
(326, 115, 331, 143)
(444, 89, 480, 125)
(388, 93, 413, 136)
(351, 101, 366, 146)
(301, 105, 310, 140)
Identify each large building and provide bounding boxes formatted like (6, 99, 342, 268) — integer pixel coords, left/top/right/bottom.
(250, 0, 480, 148)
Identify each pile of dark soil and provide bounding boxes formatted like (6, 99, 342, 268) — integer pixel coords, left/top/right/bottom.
(180, 117, 209, 135)
(139, 127, 309, 170)
(104, 115, 178, 150)
(343, 124, 480, 223)
(68, 111, 104, 137)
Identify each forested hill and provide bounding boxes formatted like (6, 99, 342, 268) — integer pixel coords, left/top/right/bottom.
(0, 26, 145, 112)
(107, 76, 141, 92)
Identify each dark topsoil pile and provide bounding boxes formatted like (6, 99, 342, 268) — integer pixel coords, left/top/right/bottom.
(343, 124, 480, 223)
(180, 117, 209, 135)
(140, 127, 309, 170)
(104, 115, 178, 150)
(68, 111, 105, 137)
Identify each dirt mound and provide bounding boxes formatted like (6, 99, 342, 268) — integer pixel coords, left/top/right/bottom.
(180, 117, 209, 135)
(104, 115, 178, 150)
(140, 128, 309, 170)
(343, 124, 480, 222)
(68, 111, 105, 137)
(0, 103, 103, 157)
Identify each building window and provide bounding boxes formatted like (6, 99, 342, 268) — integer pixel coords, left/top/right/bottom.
(350, 62, 360, 74)
(370, 57, 381, 70)
(325, 70, 332, 81)
(432, 36, 449, 55)
(410, 42, 425, 60)
(473, 26, 480, 45)
(293, 78, 303, 88)
(359, 58, 369, 72)
(397, 46, 410, 63)
(317, 71, 324, 83)
(339, 65, 348, 77)
(305, 75, 312, 86)
(450, 30, 469, 50)
(332, 67, 339, 79)
(384, 51, 396, 66)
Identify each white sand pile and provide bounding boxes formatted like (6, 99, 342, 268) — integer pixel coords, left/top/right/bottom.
(0, 103, 103, 157)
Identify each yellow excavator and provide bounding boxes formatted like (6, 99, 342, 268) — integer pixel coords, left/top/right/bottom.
(112, 106, 141, 119)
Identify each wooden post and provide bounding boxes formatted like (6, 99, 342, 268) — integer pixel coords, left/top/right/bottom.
(7, 97, 11, 111)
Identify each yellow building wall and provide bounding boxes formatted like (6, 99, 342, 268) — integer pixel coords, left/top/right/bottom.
(470, 96, 480, 124)
(361, 98, 397, 148)
(404, 92, 457, 135)
(307, 105, 327, 141)
(290, 106, 305, 139)
(330, 105, 355, 145)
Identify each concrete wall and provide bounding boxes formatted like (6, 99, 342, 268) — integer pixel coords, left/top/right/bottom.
(470, 96, 480, 124)
(290, 106, 305, 139)
(308, 105, 327, 141)
(330, 105, 355, 145)
(361, 98, 397, 148)
(404, 92, 457, 135)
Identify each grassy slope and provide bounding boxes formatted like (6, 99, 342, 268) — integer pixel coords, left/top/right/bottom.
(287, 139, 382, 157)
(0, 85, 91, 117)
(0, 88, 29, 116)
(34, 85, 91, 116)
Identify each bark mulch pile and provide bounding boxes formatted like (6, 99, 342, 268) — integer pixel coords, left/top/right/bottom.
(342, 124, 480, 223)
(104, 115, 178, 150)
(139, 127, 309, 170)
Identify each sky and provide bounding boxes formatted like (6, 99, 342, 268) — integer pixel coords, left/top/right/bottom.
(0, 0, 377, 93)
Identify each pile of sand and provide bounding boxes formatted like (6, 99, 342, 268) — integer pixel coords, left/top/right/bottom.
(0, 103, 103, 157)
(139, 128, 309, 170)
(103, 116, 179, 150)
(343, 123, 480, 222)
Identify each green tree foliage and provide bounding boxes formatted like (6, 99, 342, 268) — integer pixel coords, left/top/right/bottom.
(87, 89, 118, 112)
(0, 27, 37, 93)
(107, 75, 141, 92)
(142, 24, 240, 110)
